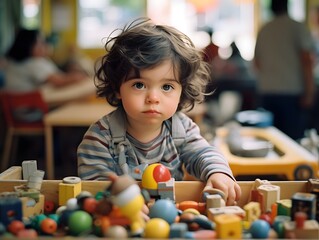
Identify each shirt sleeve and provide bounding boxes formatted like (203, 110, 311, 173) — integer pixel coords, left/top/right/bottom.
(77, 116, 121, 180)
(176, 112, 235, 181)
(28, 58, 60, 84)
(298, 23, 315, 51)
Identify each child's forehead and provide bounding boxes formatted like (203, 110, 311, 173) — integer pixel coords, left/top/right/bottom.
(125, 61, 180, 81)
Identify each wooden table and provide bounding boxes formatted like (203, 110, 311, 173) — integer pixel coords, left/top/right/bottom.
(44, 102, 116, 179)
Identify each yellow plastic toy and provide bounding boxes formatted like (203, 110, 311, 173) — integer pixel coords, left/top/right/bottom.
(108, 173, 145, 236)
(215, 126, 319, 180)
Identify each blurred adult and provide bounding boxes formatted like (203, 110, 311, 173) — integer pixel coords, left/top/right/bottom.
(254, 0, 316, 140)
(201, 26, 219, 65)
(3, 28, 88, 92)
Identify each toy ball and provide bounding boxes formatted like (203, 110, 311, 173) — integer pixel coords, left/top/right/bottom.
(68, 210, 93, 236)
(30, 214, 47, 230)
(149, 199, 178, 224)
(249, 219, 270, 239)
(40, 218, 57, 235)
(142, 163, 171, 190)
(143, 218, 170, 239)
(16, 229, 38, 238)
(106, 225, 128, 238)
(7, 220, 25, 235)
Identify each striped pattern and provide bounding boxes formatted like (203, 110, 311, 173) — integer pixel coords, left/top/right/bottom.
(77, 108, 234, 181)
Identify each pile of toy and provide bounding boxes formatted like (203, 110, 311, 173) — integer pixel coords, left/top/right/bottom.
(0, 161, 318, 239)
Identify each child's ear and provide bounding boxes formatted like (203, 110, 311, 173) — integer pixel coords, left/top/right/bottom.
(116, 92, 121, 99)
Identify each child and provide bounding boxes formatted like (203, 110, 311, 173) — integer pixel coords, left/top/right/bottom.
(77, 18, 241, 205)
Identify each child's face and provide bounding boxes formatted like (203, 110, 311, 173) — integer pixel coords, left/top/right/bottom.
(118, 60, 182, 127)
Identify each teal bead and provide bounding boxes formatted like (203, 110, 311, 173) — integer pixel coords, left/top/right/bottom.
(95, 191, 105, 201)
(48, 213, 60, 224)
(273, 215, 290, 238)
(31, 214, 47, 230)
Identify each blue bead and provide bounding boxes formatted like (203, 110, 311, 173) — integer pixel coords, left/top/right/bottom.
(149, 199, 178, 224)
(249, 219, 270, 239)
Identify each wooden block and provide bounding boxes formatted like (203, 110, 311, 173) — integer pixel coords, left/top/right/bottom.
(214, 214, 242, 239)
(22, 160, 37, 180)
(307, 178, 319, 221)
(284, 220, 319, 239)
(277, 199, 291, 216)
(291, 192, 317, 220)
(270, 203, 278, 224)
(158, 178, 175, 201)
(257, 184, 280, 213)
(169, 222, 188, 238)
(0, 166, 22, 180)
(207, 206, 245, 221)
(243, 201, 261, 222)
(0, 197, 23, 226)
(206, 194, 223, 210)
(20, 194, 45, 218)
(307, 179, 319, 193)
(58, 177, 82, 206)
(250, 189, 264, 211)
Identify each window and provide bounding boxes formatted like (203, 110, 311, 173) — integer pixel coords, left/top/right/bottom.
(22, 0, 41, 29)
(78, 0, 146, 48)
(77, 0, 306, 61)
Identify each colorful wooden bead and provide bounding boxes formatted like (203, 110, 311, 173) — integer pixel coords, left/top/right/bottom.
(7, 220, 25, 235)
(249, 219, 271, 239)
(149, 199, 178, 224)
(144, 218, 170, 239)
(68, 210, 93, 236)
(40, 217, 57, 235)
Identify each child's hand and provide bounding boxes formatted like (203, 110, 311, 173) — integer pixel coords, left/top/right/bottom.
(141, 204, 150, 221)
(205, 173, 241, 206)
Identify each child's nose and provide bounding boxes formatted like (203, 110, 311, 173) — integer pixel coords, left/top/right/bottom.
(146, 90, 160, 104)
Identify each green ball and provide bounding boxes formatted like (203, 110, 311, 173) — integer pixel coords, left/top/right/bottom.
(68, 210, 92, 236)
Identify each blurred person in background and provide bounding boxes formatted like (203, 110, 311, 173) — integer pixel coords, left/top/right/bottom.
(254, 0, 316, 140)
(3, 28, 88, 92)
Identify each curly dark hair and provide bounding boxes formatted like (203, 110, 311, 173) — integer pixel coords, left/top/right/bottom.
(95, 18, 211, 111)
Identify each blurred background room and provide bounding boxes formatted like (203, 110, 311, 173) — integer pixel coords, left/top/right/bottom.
(1, 0, 319, 180)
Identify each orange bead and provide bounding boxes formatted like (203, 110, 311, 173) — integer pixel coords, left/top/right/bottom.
(82, 197, 98, 214)
(16, 229, 38, 238)
(41, 218, 57, 234)
(7, 220, 25, 235)
(94, 216, 110, 236)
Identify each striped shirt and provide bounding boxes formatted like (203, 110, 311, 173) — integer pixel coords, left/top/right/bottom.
(77, 107, 234, 181)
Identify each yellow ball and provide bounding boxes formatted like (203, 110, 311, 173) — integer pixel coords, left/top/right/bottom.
(183, 208, 200, 215)
(143, 218, 170, 239)
(141, 163, 160, 190)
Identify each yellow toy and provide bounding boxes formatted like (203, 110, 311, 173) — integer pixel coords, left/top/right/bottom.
(141, 163, 175, 201)
(215, 126, 319, 180)
(214, 213, 242, 239)
(58, 176, 82, 206)
(107, 173, 145, 236)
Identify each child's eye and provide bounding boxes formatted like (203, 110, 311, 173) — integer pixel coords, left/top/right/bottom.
(162, 84, 174, 92)
(133, 82, 145, 89)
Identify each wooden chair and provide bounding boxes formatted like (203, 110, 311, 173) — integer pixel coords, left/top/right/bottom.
(0, 90, 49, 172)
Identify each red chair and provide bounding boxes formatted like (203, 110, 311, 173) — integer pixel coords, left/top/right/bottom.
(0, 90, 49, 172)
